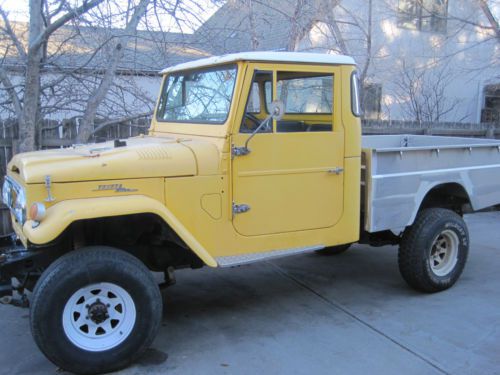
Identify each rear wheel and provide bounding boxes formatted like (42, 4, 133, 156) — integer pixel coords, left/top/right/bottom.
(30, 246, 162, 374)
(398, 208, 469, 293)
(315, 244, 351, 256)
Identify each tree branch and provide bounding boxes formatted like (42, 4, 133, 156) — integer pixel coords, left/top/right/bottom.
(0, 6, 28, 60)
(30, 0, 105, 53)
(90, 111, 152, 135)
(77, 0, 151, 142)
(0, 66, 23, 117)
(478, 0, 500, 40)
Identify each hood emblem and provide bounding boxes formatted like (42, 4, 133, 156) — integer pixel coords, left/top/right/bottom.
(93, 184, 138, 193)
(44, 175, 55, 202)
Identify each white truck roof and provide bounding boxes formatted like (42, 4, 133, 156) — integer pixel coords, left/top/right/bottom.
(160, 51, 356, 74)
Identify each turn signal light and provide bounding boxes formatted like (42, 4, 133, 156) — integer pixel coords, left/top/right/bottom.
(29, 202, 46, 221)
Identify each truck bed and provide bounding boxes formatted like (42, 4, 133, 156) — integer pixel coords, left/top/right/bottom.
(361, 135, 500, 233)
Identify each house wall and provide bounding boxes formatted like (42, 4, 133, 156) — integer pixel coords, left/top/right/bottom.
(301, 0, 499, 123)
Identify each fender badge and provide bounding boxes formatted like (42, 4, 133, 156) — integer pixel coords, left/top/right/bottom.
(44, 175, 55, 202)
(93, 184, 138, 193)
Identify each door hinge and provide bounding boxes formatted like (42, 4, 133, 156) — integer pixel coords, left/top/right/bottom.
(232, 144, 250, 158)
(233, 202, 251, 214)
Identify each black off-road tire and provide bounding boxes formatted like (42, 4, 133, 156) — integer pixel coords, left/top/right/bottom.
(315, 244, 351, 256)
(398, 208, 469, 293)
(30, 246, 163, 375)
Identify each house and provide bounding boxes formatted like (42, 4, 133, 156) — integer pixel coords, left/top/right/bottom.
(193, 0, 500, 123)
(1, 1, 499, 123)
(0, 21, 211, 121)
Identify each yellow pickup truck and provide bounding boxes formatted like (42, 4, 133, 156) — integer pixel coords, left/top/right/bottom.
(2, 52, 500, 374)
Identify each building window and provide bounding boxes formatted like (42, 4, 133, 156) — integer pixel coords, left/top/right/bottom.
(482, 84, 500, 122)
(362, 84, 382, 120)
(398, 0, 448, 33)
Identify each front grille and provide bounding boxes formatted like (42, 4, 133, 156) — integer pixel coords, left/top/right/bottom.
(2, 176, 25, 224)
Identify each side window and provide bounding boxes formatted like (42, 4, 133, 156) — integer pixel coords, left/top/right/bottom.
(246, 82, 261, 114)
(240, 71, 273, 133)
(266, 72, 334, 132)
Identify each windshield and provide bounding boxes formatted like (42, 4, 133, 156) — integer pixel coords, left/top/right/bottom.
(156, 65, 237, 124)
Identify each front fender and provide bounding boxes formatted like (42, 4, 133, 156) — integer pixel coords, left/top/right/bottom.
(22, 195, 218, 267)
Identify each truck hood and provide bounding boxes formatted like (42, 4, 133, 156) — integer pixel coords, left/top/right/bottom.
(8, 136, 219, 183)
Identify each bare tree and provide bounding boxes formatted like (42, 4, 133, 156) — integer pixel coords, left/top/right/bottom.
(286, 0, 317, 51)
(478, 0, 500, 41)
(319, 1, 373, 84)
(0, 0, 212, 150)
(394, 61, 462, 123)
(76, 0, 151, 143)
(0, 0, 104, 153)
(246, 0, 259, 50)
(213, 0, 336, 52)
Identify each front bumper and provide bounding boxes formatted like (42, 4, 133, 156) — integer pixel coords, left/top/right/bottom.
(0, 244, 39, 282)
(0, 243, 54, 306)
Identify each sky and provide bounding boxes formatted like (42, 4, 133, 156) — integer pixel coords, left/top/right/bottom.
(0, 0, 220, 33)
(0, 0, 28, 21)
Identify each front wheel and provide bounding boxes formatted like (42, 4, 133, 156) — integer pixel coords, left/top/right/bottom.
(30, 246, 163, 374)
(398, 208, 469, 293)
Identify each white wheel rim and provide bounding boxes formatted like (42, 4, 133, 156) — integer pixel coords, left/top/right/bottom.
(62, 282, 136, 352)
(429, 230, 459, 277)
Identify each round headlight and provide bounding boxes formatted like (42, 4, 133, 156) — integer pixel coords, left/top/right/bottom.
(13, 188, 26, 224)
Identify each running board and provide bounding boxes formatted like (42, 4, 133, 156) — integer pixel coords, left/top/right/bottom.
(216, 245, 325, 268)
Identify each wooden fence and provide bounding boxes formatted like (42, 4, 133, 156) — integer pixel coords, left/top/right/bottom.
(0, 118, 498, 176)
(0, 116, 151, 177)
(362, 120, 500, 138)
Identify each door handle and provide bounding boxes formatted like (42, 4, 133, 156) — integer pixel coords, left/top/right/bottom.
(327, 167, 344, 175)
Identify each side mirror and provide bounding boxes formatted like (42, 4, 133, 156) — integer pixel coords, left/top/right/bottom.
(233, 101, 285, 157)
(269, 100, 285, 121)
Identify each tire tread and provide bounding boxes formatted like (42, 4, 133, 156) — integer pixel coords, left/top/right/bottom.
(398, 208, 468, 293)
(30, 246, 162, 375)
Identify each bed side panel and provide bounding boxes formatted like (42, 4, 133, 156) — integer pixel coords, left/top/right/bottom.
(365, 144, 500, 233)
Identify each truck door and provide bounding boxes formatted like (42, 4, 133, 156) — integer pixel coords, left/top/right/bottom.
(231, 65, 344, 236)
